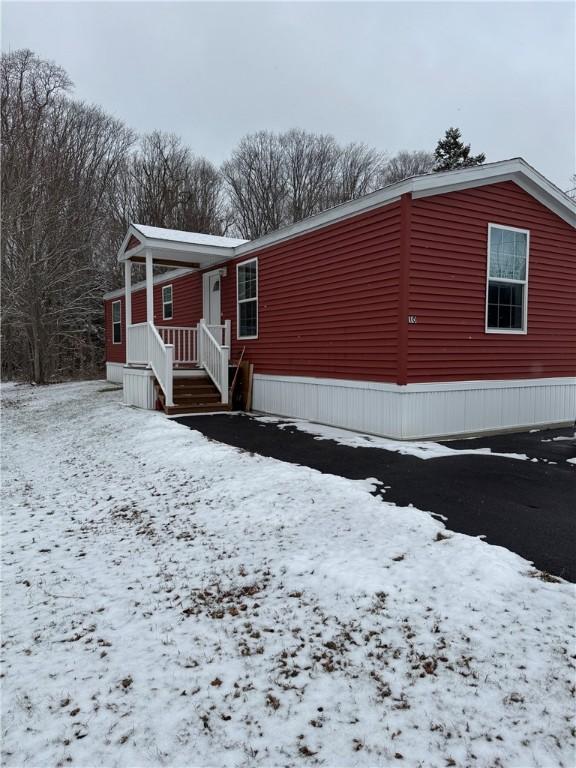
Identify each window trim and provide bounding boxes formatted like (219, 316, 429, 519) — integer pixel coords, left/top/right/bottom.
(485, 223, 530, 335)
(162, 284, 173, 321)
(236, 258, 258, 340)
(111, 299, 122, 344)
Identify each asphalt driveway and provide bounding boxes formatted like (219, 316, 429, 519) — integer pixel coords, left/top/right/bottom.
(175, 413, 576, 581)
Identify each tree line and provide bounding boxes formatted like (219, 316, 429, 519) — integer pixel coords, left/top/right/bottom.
(1, 49, 487, 384)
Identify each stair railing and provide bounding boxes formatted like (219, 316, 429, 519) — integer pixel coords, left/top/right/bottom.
(197, 319, 229, 405)
(126, 322, 149, 364)
(147, 321, 174, 407)
(156, 326, 197, 364)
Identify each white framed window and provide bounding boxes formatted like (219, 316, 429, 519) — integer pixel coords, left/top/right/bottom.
(237, 258, 258, 339)
(112, 300, 122, 344)
(162, 284, 173, 320)
(486, 224, 529, 334)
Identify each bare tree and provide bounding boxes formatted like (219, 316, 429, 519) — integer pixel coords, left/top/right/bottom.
(332, 142, 386, 203)
(222, 130, 387, 238)
(1, 50, 134, 383)
(380, 150, 434, 185)
(280, 129, 339, 221)
(116, 131, 226, 235)
(222, 131, 288, 239)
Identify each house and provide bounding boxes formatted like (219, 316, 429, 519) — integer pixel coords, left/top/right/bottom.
(103, 158, 576, 440)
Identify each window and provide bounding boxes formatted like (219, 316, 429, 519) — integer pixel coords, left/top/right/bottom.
(486, 224, 529, 333)
(112, 300, 122, 344)
(162, 285, 173, 320)
(237, 259, 258, 339)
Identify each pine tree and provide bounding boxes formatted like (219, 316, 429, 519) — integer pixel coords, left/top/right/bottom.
(433, 127, 486, 172)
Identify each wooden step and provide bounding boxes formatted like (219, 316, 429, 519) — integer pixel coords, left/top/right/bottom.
(174, 393, 221, 405)
(155, 377, 229, 415)
(164, 402, 231, 416)
(173, 383, 217, 395)
(173, 379, 212, 389)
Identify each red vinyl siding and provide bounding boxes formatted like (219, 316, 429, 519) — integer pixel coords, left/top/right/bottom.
(222, 204, 402, 381)
(105, 180, 575, 386)
(105, 297, 126, 363)
(407, 181, 576, 382)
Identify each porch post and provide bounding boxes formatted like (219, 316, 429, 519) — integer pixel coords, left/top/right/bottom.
(124, 260, 132, 328)
(145, 249, 154, 324)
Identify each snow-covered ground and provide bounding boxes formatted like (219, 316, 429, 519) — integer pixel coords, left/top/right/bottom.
(2, 381, 574, 768)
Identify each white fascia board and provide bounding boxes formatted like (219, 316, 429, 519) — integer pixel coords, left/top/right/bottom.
(143, 239, 237, 259)
(103, 267, 194, 300)
(117, 223, 239, 264)
(113, 159, 575, 270)
(235, 159, 575, 257)
(117, 224, 142, 261)
(411, 159, 576, 227)
(234, 191, 404, 257)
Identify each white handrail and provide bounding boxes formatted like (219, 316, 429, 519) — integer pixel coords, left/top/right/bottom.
(157, 326, 197, 364)
(147, 322, 174, 407)
(126, 322, 148, 364)
(198, 319, 229, 405)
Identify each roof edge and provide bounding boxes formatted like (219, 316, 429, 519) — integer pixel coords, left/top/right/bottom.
(234, 159, 575, 257)
(103, 266, 194, 300)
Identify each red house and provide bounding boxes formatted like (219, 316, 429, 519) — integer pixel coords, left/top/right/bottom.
(104, 159, 576, 439)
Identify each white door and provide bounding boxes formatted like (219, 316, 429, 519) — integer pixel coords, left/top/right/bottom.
(203, 272, 222, 343)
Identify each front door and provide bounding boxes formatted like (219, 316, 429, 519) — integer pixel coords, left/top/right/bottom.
(203, 272, 222, 342)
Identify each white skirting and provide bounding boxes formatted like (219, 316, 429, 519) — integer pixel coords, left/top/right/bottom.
(106, 362, 125, 384)
(252, 374, 576, 440)
(122, 366, 156, 410)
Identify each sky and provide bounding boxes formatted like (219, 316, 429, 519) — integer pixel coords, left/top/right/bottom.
(2, 1, 575, 190)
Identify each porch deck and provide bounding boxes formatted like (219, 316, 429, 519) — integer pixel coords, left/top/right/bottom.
(117, 223, 243, 413)
(125, 320, 232, 413)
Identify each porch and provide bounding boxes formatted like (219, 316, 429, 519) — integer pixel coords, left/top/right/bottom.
(118, 224, 247, 412)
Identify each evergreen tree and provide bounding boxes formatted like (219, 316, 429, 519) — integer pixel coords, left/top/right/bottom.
(433, 127, 486, 172)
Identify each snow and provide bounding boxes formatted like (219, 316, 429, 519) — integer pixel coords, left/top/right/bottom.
(133, 224, 248, 249)
(2, 381, 574, 768)
(254, 416, 529, 461)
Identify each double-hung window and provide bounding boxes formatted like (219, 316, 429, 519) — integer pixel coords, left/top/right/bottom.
(162, 285, 173, 320)
(237, 259, 258, 339)
(112, 300, 122, 344)
(486, 224, 529, 333)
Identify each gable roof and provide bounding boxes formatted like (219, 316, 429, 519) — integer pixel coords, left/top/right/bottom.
(116, 223, 248, 269)
(233, 158, 575, 257)
(114, 158, 575, 268)
(132, 224, 247, 249)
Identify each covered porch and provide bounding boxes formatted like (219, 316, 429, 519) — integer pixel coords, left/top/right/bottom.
(117, 224, 246, 411)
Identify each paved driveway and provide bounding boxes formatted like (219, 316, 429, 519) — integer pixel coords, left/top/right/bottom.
(175, 414, 576, 581)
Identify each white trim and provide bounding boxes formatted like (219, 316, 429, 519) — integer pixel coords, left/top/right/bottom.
(236, 257, 259, 340)
(111, 299, 122, 344)
(252, 373, 575, 392)
(251, 373, 576, 440)
(124, 261, 132, 328)
(104, 267, 193, 301)
(485, 223, 530, 334)
(111, 160, 575, 275)
(145, 250, 154, 324)
(202, 269, 223, 326)
(162, 284, 173, 321)
(234, 159, 575, 258)
(117, 223, 242, 264)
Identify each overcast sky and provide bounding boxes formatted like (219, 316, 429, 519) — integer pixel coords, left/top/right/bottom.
(3, 1, 575, 189)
